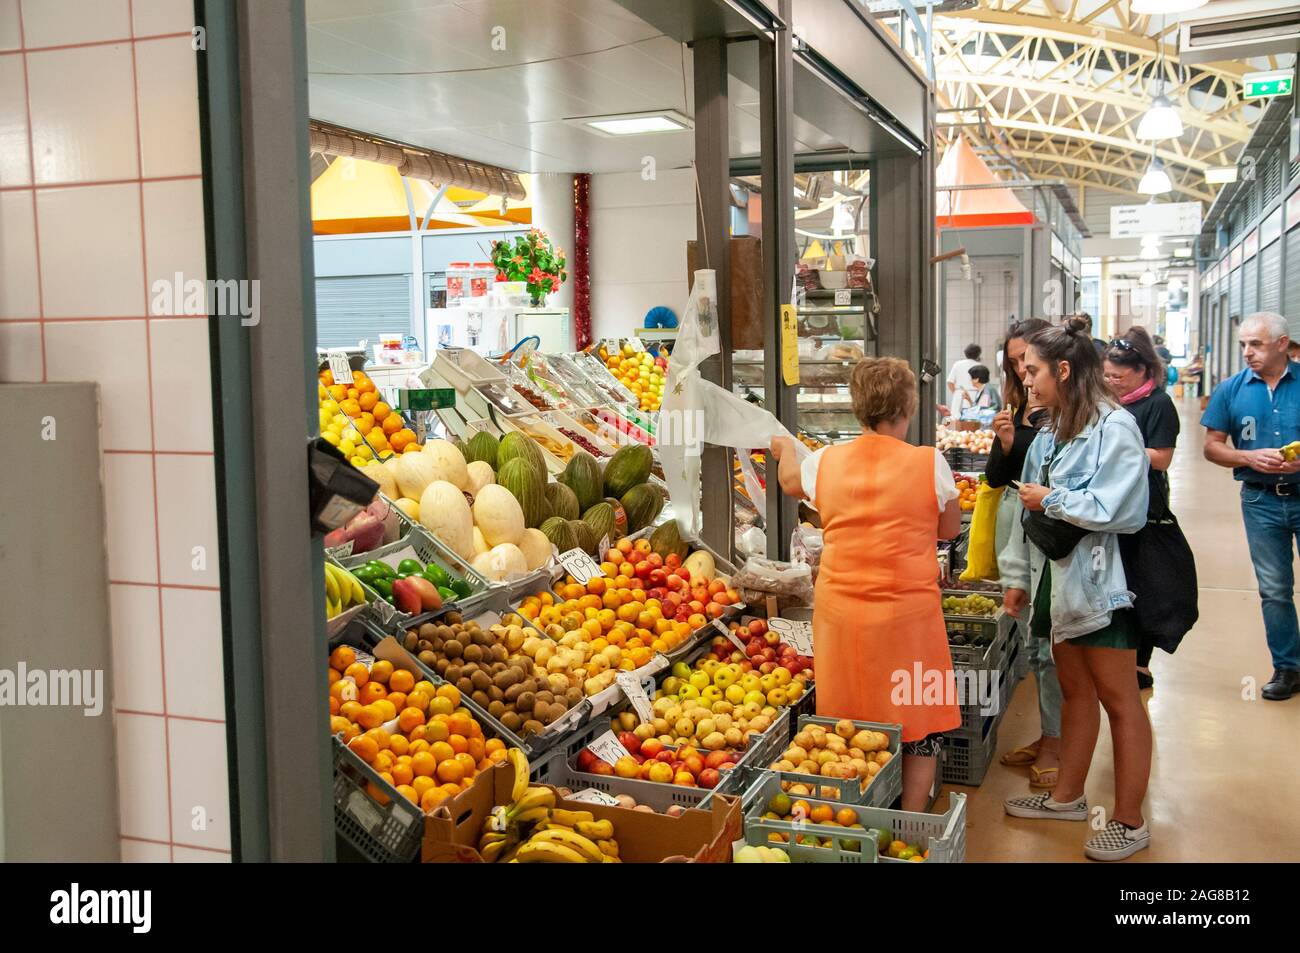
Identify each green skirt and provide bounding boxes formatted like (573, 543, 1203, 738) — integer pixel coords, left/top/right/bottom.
(1030, 563, 1137, 650)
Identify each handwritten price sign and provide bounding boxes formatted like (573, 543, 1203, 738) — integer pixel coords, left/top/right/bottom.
(769, 617, 813, 657)
(615, 670, 656, 723)
(558, 548, 606, 585)
(584, 730, 629, 767)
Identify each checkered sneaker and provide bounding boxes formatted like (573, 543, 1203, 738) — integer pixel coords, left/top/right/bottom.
(1003, 791, 1088, 821)
(1084, 820, 1150, 862)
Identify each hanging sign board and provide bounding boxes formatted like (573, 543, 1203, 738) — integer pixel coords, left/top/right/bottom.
(1243, 69, 1294, 100)
(1111, 202, 1203, 238)
(781, 304, 800, 386)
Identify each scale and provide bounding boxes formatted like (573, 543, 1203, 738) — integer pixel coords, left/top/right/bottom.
(396, 387, 458, 444)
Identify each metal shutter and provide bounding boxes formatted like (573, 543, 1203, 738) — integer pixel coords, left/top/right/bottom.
(1230, 267, 1241, 318)
(1260, 240, 1282, 314)
(1287, 232, 1300, 338)
(315, 275, 413, 349)
(1264, 153, 1283, 206)
(1242, 256, 1258, 316)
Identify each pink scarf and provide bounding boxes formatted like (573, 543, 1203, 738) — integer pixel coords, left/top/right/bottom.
(1119, 377, 1157, 405)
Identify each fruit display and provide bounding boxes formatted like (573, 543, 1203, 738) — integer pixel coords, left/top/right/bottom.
(513, 383, 554, 412)
(559, 427, 608, 458)
(768, 719, 893, 799)
(327, 643, 521, 814)
(712, 618, 815, 678)
(598, 341, 668, 413)
(350, 557, 472, 614)
(936, 426, 994, 455)
(399, 611, 586, 736)
(955, 474, 981, 512)
(552, 790, 689, 817)
(609, 663, 784, 751)
(323, 495, 405, 555)
(575, 734, 741, 789)
(942, 593, 998, 617)
(734, 844, 791, 863)
(318, 367, 422, 466)
(757, 794, 877, 856)
(882, 837, 929, 861)
(324, 563, 366, 619)
(477, 783, 621, 863)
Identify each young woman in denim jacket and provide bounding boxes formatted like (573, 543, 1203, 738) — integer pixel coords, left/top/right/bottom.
(999, 318, 1154, 862)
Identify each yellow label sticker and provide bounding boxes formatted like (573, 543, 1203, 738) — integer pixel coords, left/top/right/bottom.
(781, 304, 800, 386)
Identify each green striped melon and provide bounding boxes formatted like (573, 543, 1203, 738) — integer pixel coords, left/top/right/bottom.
(558, 450, 603, 512)
(541, 516, 580, 553)
(465, 431, 499, 469)
(497, 457, 548, 529)
(603, 443, 653, 498)
(545, 482, 581, 521)
(582, 503, 616, 547)
(621, 483, 663, 533)
(498, 431, 546, 481)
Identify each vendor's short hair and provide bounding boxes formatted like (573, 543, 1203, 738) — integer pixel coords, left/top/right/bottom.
(850, 357, 918, 428)
(969, 364, 990, 384)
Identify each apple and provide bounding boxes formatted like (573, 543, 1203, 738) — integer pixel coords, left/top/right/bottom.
(648, 761, 674, 783)
(655, 750, 675, 764)
(641, 738, 664, 758)
(761, 647, 777, 662)
(740, 674, 762, 693)
(704, 750, 732, 770)
(698, 768, 721, 789)
(758, 674, 779, 693)
(647, 586, 667, 601)
(745, 641, 764, 659)
(614, 756, 640, 779)
(673, 771, 697, 786)
(700, 659, 721, 676)
(666, 574, 684, 591)
(743, 690, 766, 708)
(678, 568, 691, 583)
(688, 671, 711, 692)
(665, 553, 681, 569)
(671, 661, 692, 680)
(576, 749, 598, 772)
(713, 667, 735, 689)
(701, 685, 723, 705)
(649, 569, 667, 588)
(729, 651, 745, 664)
(765, 631, 781, 646)
(590, 760, 614, 776)
(706, 603, 726, 620)
(618, 732, 641, 755)
(634, 560, 653, 579)
(759, 662, 777, 675)
(739, 661, 753, 672)
(682, 754, 705, 777)
(689, 601, 705, 615)
(748, 619, 768, 636)
(767, 688, 790, 707)
(724, 684, 746, 705)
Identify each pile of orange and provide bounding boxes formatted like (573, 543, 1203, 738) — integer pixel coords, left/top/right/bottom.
(317, 367, 423, 463)
(955, 476, 980, 512)
(327, 644, 510, 813)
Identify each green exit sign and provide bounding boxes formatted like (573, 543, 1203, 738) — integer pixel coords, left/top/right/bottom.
(1244, 70, 1294, 100)
(398, 388, 455, 412)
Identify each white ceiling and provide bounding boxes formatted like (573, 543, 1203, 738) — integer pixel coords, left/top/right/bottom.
(306, 0, 847, 175)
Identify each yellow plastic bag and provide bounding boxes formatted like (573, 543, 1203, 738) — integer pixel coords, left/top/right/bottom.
(960, 482, 1005, 582)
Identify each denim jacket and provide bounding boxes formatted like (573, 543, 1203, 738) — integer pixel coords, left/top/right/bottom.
(999, 404, 1150, 642)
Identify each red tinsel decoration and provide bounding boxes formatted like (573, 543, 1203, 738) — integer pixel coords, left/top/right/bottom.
(572, 173, 592, 350)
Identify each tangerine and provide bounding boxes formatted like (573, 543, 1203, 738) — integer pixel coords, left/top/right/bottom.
(391, 763, 414, 787)
(429, 741, 455, 763)
(347, 736, 378, 764)
(369, 660, 394, 684)
(355, 705, 385, 730)
(358, 682, 387, 705)
(411, 752, 437, 777)
(343, 662, 369, 687)
(372, 401, 392, 422)
(389, 669, 415, 694)
(395, 784, 420, 805)
(399, 707, 426, 733)
(388, 734, 410, 757)
(328, 645, 356, 672)
(421, 787, 451, 812)
(447, 712, 473, 738)
(436, 759, 465, 784)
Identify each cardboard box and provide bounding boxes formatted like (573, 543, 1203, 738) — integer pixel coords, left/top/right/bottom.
(422, 761, 743, 863)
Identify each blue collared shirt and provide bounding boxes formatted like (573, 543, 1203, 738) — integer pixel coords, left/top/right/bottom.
(1201, 362, 1300, 484)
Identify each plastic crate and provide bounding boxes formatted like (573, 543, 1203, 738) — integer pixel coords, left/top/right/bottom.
(942, 589, 1005, 660)
(740, 771, 967, 863)
(944, 447, 989, 472)
(954, 663, 1013, 731)
(758, 715, 903, 806)
(332, 737, 423, 864)
(941, 710, 1004, 786)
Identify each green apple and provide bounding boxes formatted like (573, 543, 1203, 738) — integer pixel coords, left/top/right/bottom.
(759, 674, 779, 693)
(743, 690, 766, 708)
(701, 685, 723, 705)
(725, 684, 746, 705)
(671, 661, 692, 680)
(701, 659, 721, 677)
(689, 670, 711, 692)
(678, 684, 700, 701)
(662, 676, 682, 695)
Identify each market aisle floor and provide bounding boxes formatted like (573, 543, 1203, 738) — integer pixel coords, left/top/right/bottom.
(951, 396, 1300, 862)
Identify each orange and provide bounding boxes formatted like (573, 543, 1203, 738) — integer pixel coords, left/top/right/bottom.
(346, 387, 359, 402)
(399, 707, 426, 733)
(408, 739, 430, 756)
(343, 662, 369, 687)
(359, 391, 378, 412)
(389, 669, 415, 694)
(369, 659, 394, 684)
(340, 398, 361, 418)
(382, 414, 403, 436)
(487, 747, 510, 764)
(373, 699, 397, 722)
(429, 741, 455, 763)
(358, 682, 387, 705)
(339, 701, 363, 722)
(454, 752, 477, 775)
(373, 750, 395, 774)
(406, 690, 430, 713)
(424, 720, 449, 743)
(364, 727, 391, 750)
(365, 781, 391, 806)
(329, 715, 351, 736)
(435, 684, 461, 706)
(411, 752, 437, 777)
(390, 428, 417, 452)
(835, 807, 859, 827)
(386, 691, 407, 713)
(436, 759, 465, 785)
(368, 431, 389, 453)
(328, 384, 348, 403)
(320, 369, 335, 386)
(421, 786, 451, 812)
(484, 738, 505, 755)
(395, 784, 420, 805)
(388, 734, 409, 757)
(407, 724, 427, 743)
(391, 762, 414, 787)
(447, 712, 473, 738)
(356, 705, 385, 730)
(372, 401, 392, 423)
(448, 734, 469, 755)
(353, 416, 374, 436)
(809, 804, 833, 825)
(411, 776, 437, 797)
(329, 679, 356, 705)
(440, 782, 462, 796)
(327, 667, 341, 685)
(329, 645, 356, 672)
(586, 576, 606, 596)
(347, 735, 378, 764)
(328, 696, 340, 716)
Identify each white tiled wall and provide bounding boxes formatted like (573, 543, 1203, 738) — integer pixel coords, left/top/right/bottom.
(0, 0, 228, 862)
(942, 256, 1020, 387)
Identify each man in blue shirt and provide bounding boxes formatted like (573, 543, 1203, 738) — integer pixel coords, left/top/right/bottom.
(1203, 311, 1300, 700)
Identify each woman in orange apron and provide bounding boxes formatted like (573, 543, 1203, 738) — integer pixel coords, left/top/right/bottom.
(772, 357, 963, 809)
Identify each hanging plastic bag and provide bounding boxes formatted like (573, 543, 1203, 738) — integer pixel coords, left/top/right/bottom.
(659, 270, 809, 540)
(960, 481, 1005, 582)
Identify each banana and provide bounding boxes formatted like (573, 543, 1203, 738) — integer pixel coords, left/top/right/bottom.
(575, 819, 614, 840)
(323, 565, 340, 605)
(528, 828, 604, 863)
(515, 840, 587, 863)
(597, 839, 619, 858)
(480, 838, 508, 862)
(508, 748, 531, 802)
(511, 806, 551, 826)
(326, 595, 339, 619)
(602, 853, 620, 863)
(509, 787, 555, 816)
(348, 572, 365, 607)
(548, 808, 594, 827)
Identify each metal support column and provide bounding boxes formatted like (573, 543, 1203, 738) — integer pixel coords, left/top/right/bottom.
(693, 35, 735, 559)
(872, 97, 937, 447)
(760, 2, 798, 559)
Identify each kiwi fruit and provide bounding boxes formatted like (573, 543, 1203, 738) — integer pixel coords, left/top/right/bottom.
(488, 700, 507, 718)
(443, 639, 463, 659)
(535, 690, 554, 705)
(494, 668, 520, 690)
(522, 719, 544, 737)
(418, 622, 437, 640)
(504, 683, 525, 703)
(462, 644, 484, 664)
(471, 689, 490, 707)
(565, 686, 583, 706)
(434, 657, 450, 676)
(456, 676, 473, 696)
(547, 702, 568, 724)
(471, 627, 492, 647)
(500, 710, 522, 731)
(417, 641, 432, 655)
(470, 670, 491, 692)
(488, 685, 504, 702)
(516, 691, 535, 712)
(490, 643, 508, 663)
(402, 631, 418, 652)
(445, 611, 463, 625)
(537, 704, 556, 726)
(444, 664, 463, 684)
(417, 650, 436, 668)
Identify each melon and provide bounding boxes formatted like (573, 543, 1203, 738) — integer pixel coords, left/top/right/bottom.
(472, 525, 491, 556)
(603, 443, 653, 498)
(568, 519, 598, 556)
(472, 543, 528, 582)
(649, 520, 689, 561)
(582, 502, 616, 547)
(517, 528, 553, 571)
(472, 484, 526, 547)
(465, 460, 496, 496)
(541, 516, 580, 553)
(421, 438, 470, 490)
(498, 431, 546, 481)
(544, 482, 581, 522)
(464, 431, 500, 470)
(621, 483, 663, 533)
(365, 462, 397, 500)
(559, 450, 603, 512)
(682, 550, 716, 582)
(418, 481, 475, 560)
(497, 457, 549, 528)
(396, 451, 442, 501)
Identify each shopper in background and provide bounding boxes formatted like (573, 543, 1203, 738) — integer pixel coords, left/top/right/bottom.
(1288, 339, 1300, 363)
(1000, 317, 1153, 861)
(771, 357, 962, 810)
(948, 343, 982, 398)
(954, 364, 1001, 417)
(1104, 328, 1193, 690)
(1202, 311, 1300, 700)
(987, 318, 1062, 788)
(1153, 335, 1174, 368)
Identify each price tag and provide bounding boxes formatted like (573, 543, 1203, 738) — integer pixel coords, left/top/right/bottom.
(769, 617, 813, 657)
(602, 338, 619, 357)
(834, 289, 851, 306)
(326, 540, 355, 559)
(597, 535, 611, 560)
(780, 304, 800, 387)
(615, 670, 655, 723)
(584, 730, 629, 767)
(558, 547, 605, 585)
(627, 336, 645, 353)
(567, 788, 620, 807)
(713, 618, 748, 653)
(327, 351, 354, 385)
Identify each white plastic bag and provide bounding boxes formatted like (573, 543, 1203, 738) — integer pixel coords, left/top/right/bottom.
(658, 271, 809, 540)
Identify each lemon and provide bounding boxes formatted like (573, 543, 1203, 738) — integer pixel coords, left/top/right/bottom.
(320, 431, 341, 446)
(339, 440, 356, 457)
(354, 444, 373, 460)
(350, 456, 368, 468)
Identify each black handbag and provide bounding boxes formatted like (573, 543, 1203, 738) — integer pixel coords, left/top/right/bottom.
(1022, 509, 1090, 560)
(1118, 515, 1198, 654)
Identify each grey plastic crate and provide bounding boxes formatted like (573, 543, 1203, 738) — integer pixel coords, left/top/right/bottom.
(943, 590, 1006, 667)
(740, 771, 967, 863)
(954, 664, 1013, 731)
(942, 709, 1004, 786)
(754, 715, 903, 807)
(332, 737, 423, 864)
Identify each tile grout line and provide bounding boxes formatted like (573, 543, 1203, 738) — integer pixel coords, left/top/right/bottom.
(110, 580, 220, 591)
(15, 4, 45, 382)
(2, 314, 208, 322)
(120, 834, 231, 856)
(0, 173, 203, 192)
(0, 30, 194, 55)
(117, 708, 227, 726)
(127, 1, 175, 864)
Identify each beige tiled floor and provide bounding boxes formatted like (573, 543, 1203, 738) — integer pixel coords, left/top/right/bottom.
(953, 397, 1300, 862)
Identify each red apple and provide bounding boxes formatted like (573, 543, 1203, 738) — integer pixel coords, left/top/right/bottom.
(761, 647, 777, 662)
(665, 553, 681, 569)
(649, 569, 668, 588)
(590, 760, 614, 776)
(704, 750, 732, 770)
(759, 661, 777, 675)
(675, 610, 691, 623)
(729, 651, 745, 664)
(576, 749, 598, 772)
(745, 641, 764, 658)
(647, 553, 663, 569)
(698, 768, 721, 789)
(748, 619, 768, 637)
(706, 603, 726, 620)
(689, 600, 705, 614)
(618, 731, 641, 756)
(655, 750, 675, 764)
(640, 738, 664, 758)
(634, 560, 653, 580)
(719, 761, 736, 772)
(739, 661, 753, 672)
(677, 568, 691, 583)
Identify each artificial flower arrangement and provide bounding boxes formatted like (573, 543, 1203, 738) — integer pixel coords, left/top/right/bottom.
(491, 228, 567, 305)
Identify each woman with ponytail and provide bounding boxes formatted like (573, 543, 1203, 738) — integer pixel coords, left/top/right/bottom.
(999, 317, 1154, 861)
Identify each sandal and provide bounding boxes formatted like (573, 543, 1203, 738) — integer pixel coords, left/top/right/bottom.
(1000, 744, 1039, 767)
(1029, 765, 1059, 789)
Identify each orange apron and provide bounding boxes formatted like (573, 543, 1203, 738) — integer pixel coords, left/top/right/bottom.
(812, 434, 960, 742)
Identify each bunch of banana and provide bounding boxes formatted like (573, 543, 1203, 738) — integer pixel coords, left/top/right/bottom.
(1283, 441, 1300, 462)
(325, 563, 365, 619)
